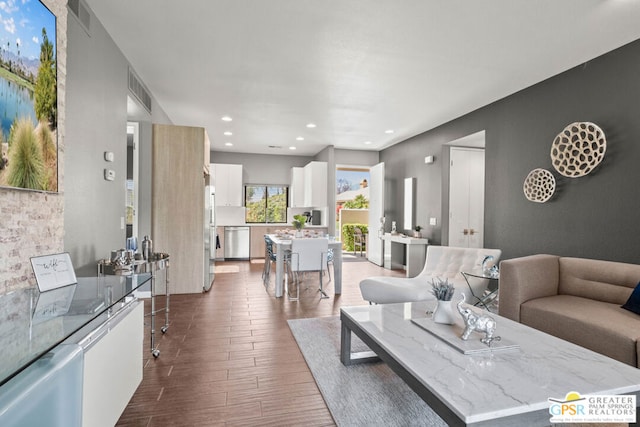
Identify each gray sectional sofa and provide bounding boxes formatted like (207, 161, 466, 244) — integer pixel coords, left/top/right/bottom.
(499, 254, 640, 367)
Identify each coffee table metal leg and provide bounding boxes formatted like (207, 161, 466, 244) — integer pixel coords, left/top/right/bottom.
(340, 317, 379, 365)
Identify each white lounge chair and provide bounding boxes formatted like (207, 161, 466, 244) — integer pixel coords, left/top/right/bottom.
(359, 245, 501, 305)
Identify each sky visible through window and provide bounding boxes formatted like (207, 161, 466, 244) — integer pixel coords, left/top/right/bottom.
(336, 169, 370, 195)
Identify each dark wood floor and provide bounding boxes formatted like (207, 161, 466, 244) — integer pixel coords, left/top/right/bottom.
(116, 255, 404, 427)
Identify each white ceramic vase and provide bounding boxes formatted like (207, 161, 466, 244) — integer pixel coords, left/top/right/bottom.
(432, 300, 455, 324)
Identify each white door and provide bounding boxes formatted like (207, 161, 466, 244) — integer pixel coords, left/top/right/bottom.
(368, 162, 384, 265)
(448, 148, 485, 248)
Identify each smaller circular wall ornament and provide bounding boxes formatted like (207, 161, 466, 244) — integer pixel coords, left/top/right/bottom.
(523, 168, 556, 203)
(550, 122, 606, 178)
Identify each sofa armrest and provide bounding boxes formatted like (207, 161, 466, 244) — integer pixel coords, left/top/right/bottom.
(498, 254, 560, 322)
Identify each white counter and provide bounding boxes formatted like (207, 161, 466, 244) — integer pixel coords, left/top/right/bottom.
(382, 233, 429, 277)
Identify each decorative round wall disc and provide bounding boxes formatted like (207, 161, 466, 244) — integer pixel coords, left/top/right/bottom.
(523, 168, 556, 203)
(550, 122, 606, 178)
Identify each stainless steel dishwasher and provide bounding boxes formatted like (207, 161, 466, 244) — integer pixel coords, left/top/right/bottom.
(224, 226, 250, 259)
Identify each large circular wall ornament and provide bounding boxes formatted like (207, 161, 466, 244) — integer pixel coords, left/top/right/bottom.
(523, 168, 556, 203)
(550, 122, 606, 178)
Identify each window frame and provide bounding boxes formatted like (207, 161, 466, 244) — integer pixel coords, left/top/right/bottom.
(244, 184, 289, 224)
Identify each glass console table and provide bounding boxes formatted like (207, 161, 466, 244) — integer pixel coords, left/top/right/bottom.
(460, 269, 499, 311)
(0, 273, 151, 388)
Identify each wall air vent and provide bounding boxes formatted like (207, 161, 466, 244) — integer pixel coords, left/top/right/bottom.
(128, 67, 152, 114)
(68, 0, 91, 36)
(268, 145, 282, 149)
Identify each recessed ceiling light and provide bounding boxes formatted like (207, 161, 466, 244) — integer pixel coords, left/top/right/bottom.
(296, 136, 304, 141)
(306, 123, 316, 128)
(221, 116, 232, 122)
(385, 129, 394, 134)
(364, 141, 372, 145)
(289, 146, 296, 150)
(224, 131, 233, 136)
(224, 142, 233, 146)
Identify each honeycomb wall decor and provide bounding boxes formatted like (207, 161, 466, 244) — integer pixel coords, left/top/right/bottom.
(523, 168, 556, 203)
(550, 122, 606, 177)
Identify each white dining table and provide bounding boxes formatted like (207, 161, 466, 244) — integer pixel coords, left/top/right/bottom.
(266, 234, 343, 298)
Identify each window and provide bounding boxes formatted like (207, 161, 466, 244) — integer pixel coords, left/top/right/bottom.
(245, 185, 288, 223)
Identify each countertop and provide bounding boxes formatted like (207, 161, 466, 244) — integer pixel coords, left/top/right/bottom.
(0, 273, 151, 387)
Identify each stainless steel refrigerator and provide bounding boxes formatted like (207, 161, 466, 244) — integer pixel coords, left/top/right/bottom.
(204, 184, 214, 291)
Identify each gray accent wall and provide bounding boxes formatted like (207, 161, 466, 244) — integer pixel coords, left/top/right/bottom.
(65, 6, 170, 275)
(382, 37, 640, 263)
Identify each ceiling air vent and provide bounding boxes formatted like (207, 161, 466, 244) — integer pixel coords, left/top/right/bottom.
(128, 67, 152, 114)
(68, 0, 91, 36)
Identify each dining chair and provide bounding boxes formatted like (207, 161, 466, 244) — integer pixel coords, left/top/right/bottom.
(326, 247, 334, 282)
(285, 238, 329, 300)
(262, 235, 278, 289)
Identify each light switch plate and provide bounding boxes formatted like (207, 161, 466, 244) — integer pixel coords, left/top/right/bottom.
(104, 151, 114, 162)
(429, 217, 437, 226)
(104, 169, 115, 181)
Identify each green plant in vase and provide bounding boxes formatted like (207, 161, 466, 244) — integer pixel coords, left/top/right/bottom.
(414, 225, 422, 238)
(430, 277, 456, 324)
(292, 214, 307, 235)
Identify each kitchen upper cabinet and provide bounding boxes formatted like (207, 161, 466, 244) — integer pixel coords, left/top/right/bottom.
(213, 163, 243, 207)
(290, 167, 306, 208)
(304, 161, 327, 207)
(152, 124, 209, 294)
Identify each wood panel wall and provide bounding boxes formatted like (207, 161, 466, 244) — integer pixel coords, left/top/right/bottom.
(152, 124, 209, 294)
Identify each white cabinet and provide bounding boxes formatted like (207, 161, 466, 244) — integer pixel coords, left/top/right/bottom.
(213, 163, 243, 207)
(81, 301, 143, 427)
(304, 161, 327, 207)
(290, 167, 306, 208)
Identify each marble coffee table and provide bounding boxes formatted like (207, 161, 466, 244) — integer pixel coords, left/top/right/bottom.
(340, 302, 640, 426)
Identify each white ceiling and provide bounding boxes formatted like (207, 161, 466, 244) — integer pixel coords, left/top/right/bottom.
(84, 0, 640, 156)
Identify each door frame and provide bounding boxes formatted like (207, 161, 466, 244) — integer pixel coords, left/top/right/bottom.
(442, 131, 486, 246)
(126, 122, 140, 240)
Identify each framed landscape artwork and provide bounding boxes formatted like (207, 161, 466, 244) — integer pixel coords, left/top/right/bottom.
(0, 0, 57, 192)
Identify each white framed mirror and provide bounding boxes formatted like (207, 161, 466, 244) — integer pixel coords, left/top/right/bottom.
(404, 177, 415, 231)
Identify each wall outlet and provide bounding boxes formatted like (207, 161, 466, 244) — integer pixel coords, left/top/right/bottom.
(104, 169, 115, 181)
(429, 217, 437, 226)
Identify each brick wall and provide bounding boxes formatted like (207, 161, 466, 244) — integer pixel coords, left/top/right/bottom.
(0, 0, 66, 294)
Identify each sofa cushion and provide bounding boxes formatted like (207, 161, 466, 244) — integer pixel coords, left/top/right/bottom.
(622, 282, 640, 315)
(558, 258, 638, 305)
(521, 294, 640, 367)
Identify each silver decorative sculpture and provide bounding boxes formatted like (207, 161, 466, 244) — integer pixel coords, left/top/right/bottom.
(457, 294, 500, 345)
